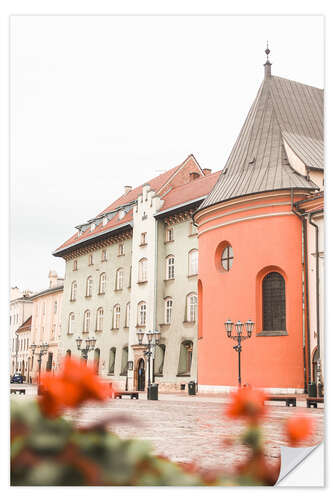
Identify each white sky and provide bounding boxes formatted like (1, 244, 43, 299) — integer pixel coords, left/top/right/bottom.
(10, 15, 324, 292)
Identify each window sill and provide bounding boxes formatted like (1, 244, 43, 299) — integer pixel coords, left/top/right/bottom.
(114, 288, 123, 292)
(101, 259, 107, 263)
(135, 324, 146, 328)
(187, 274, 198, 278)
(88, 264, 94, 267)
(118, 254, 125, 257)
(164, 278, 175, 282)
(137, 280, 148, 285)
(111, 328, 119, 331)
(97, 292, 105, 296)
(256, 331, 288, 337)
(67, 332, 73, 335)
(124, 326, 129, 329)
(95, 330, 103, 333)
(82, 331, 89, 334)
(188, 233, 198, 237)
(139, 243, 147, 247)
(72, 269, 78, 272)
(69, 299, 76, 302)
(119, 372, 128, 376)
(159, 323, 170, 327)
(107, 372, 115, 376)
(183, 320, 196, 324)
(85, 295, 92, 299)
(176, 374, 191, 377)
(164, 240, 174, 244)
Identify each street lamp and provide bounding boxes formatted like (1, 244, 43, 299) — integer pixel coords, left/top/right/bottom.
(30, 342, 49, 387)
(75, 336, 96, 361)
(224, 319, 254, 387)
(136, 328, 160, 399)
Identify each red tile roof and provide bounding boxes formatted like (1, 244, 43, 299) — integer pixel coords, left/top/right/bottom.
(54, 154, 216, 256)
(158, 170, 221, 214)
(16, 315, 32, 333)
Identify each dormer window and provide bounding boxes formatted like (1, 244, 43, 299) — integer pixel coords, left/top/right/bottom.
(102, 216, 108, 226)
(90, 223, 96, 232)
(119, 210, 126, 220)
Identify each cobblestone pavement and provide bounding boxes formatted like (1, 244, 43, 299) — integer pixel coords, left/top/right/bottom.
(11, 387, 324, 471)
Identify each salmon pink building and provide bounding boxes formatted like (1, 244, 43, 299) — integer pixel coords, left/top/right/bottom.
(194, 51, 324, 393)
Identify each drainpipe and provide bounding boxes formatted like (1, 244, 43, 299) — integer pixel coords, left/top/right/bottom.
(308, 210, 322, 383)
(152, 217, 159, 383)
(291, 189, 311, 392)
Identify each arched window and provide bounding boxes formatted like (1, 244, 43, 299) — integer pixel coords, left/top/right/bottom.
(262, 272, 286, 331)
(125, 302, 130, 327)
(96, 307, 104, 331)
(109, 347, 116, 374)
(138, 258, 148, 282)
(86, 276, 93, 297)
(120, 346, 128, 375)
(166, 255, 175, 280)
(94, 348, 100, 374)
(188, 249, 198, 276)
(165, 297, 173, 324)
(137, 301, 147, 326)
(99, 273, 106, 294)
(68, 312, 75, 334)
(221, 245, 234, 271)
(186, 293, 197, 322)
(83, 310, 91, 333)
(113, 304, 121, 329)
(177, 340, 193, 376)
(115, 268, 124, 290)
(70, 281, 77, 301)
(154, 344, 166, 376)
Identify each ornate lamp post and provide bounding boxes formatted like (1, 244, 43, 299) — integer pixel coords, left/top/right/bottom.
(225, 319, 255, 387)
(136, 329, 161, 399)
(75, 336, 96, 361)
(30, 342, 49, 386)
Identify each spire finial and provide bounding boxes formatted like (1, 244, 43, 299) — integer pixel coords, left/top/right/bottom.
(264, 41, 272, 78)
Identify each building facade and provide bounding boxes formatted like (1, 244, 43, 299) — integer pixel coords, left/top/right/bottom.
(54, 155, 219, 391)
(194, 52, 324, 393)
(10, 287, 33, 375)
(15, 316, 32, 382)
(30, 271, 64, 381)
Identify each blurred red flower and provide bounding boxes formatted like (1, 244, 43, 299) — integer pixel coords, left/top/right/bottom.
(226, 386, 267, 423)
(285, 414, 314, 446)
(38, 357, 111, 418)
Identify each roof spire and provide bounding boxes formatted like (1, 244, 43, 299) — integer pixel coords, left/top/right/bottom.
(264, 41, 272, 78)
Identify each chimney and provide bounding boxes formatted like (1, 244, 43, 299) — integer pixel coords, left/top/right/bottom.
(189, 172, 200, 182)
(124, 186, 132, 195)
(203, 168, 212, 176)
(48, 270, 58, 288)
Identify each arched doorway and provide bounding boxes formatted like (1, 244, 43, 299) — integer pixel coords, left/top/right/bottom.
(312, 348, 319, 383)
(137, 358, 145, 391)
(94, 348, 100, 374)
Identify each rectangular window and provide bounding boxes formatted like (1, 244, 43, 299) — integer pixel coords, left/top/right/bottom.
(73, 260, 78, 271)
(165, 227, 174, 242)
(88, 254, 94, 266)
(118, 243, 125, 256)
(101, 249, 108, 261)
(140, 232, 147, 245)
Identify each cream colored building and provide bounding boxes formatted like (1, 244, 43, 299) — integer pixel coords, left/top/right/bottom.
(30, 271, 64, 381)
(10, 287, 33, 376)
(54, 155, 219, 391)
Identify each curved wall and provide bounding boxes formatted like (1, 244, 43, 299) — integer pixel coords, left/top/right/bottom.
(195, 191, 307, 390)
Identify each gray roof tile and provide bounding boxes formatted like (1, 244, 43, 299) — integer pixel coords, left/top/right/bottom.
(199, 75, 323, 210)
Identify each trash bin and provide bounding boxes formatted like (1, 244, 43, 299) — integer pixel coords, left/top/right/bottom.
(188, 381, 196, 396)
(148, 383, 158, 400)
(308, 382, 317, 397)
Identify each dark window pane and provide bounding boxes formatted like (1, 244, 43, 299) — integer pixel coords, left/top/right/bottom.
(262, 272, 286, 331)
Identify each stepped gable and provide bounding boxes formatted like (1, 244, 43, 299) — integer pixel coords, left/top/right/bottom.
(199, 73, 322, 212)
(54, 155, 206, 255)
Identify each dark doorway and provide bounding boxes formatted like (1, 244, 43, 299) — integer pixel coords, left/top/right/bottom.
(137, 358, 145, 391)
(46, 352, 53, 372)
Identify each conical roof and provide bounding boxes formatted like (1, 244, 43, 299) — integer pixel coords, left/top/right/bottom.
(199, 74, 323, 211)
